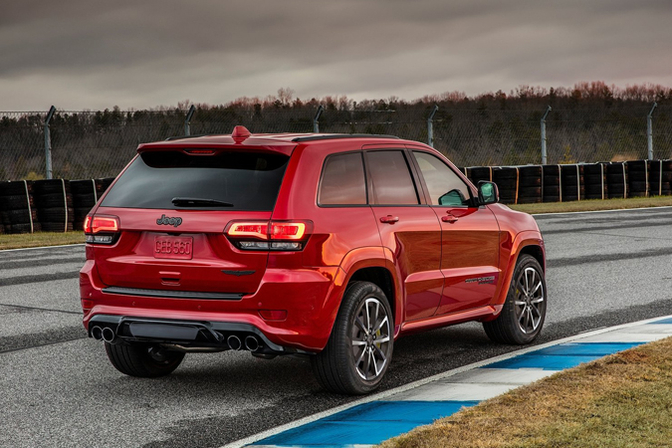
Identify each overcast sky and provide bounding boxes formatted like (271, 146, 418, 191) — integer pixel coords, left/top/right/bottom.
(1, 0, 671, 111)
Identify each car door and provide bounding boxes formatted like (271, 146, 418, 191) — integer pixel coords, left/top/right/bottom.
(409, 149, 501, 315)
(363, 148, 443, 322)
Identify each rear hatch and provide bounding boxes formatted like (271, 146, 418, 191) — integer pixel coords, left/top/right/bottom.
(91, 146, 291, 295)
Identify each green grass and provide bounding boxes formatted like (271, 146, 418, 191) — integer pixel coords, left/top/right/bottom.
(0, 231, 84, 250)
(380, 337, 672, 448)
(509, 195, 672, 214)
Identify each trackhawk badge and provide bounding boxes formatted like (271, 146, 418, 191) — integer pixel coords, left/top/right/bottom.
(156, 214, 183, 227)
(465, 275, 496, 285)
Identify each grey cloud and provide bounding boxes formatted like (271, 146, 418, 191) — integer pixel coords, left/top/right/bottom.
(1, 0, 671, 109)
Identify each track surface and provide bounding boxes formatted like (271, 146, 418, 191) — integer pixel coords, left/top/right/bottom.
(2, 207, 672, 447)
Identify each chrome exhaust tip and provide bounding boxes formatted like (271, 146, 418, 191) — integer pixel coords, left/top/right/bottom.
(91, 326, 103, 341)
(244, 335, 260, 352)
(227, 335, 242, 351)
(101, 327, 116, 343)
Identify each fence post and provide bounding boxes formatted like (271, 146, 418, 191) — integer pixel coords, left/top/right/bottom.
(647, 102, 657, 160)
(313, 105, 324, 133)
(184, 105, 196, 136)
(540, 105, 552, 165)
(44, 105, 56, 179)
(427, 104, 439, 147)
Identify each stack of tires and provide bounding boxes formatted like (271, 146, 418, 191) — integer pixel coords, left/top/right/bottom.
(517, 166, 542, 204)
(492, 167, 519, 204)
(606, 162, 627, 199)
(33, 179, 74, 232)
(561, 165, 585, 201)
(650, 160, 672, 196)
(584, 164, 607, 200)
(98, 177, 115, 193)
(71, 180, 102, 231)
(467, 167, 493, 186)
(542, 165, 561, 202)
(0, 181, 39, 234)
(626, 160, 649, 198)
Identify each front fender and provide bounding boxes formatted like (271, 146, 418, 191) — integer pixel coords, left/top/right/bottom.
(485, 230, 545, 320)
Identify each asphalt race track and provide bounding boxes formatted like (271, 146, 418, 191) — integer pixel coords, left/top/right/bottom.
(2, 207, 672, 448)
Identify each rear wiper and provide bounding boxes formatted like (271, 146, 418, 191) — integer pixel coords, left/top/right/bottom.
(172, 197, 234, 207)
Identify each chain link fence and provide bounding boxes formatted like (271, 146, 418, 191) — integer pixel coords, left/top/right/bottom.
(1, 105, 671, 181)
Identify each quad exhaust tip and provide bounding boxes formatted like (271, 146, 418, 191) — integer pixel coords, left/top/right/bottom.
(227, 335, 242, 351)
(91, 326, 103, 341)
(245, 335, 260, 352)
(101, 327, 116, 343)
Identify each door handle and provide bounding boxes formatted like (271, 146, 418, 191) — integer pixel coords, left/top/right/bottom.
(380, 215, 399, 224)
(441, 214, 459, 223)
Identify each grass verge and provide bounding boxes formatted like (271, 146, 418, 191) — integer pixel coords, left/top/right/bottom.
(0, 231, 84, 250)
(380, 337, 672, 448)
(509, 195, 672, 214)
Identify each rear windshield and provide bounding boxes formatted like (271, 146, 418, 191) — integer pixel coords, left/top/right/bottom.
(101, 150, 289, 211)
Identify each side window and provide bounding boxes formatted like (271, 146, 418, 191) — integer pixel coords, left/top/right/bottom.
(366, 150, 419, 205)
(318, 152, 367, 205)
(413, 151, 472, 207)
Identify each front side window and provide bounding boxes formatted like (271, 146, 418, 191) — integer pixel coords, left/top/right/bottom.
(413, 151, 472, 207)
(318, 152, 367, 205)
(367, 151, 419, 205)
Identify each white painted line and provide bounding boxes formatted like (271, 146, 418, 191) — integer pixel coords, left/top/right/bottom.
(220, 314, 672, 448)
(532, 205, 672, 217)
(384, 382, 518, 402)
(0, 243, 85, 253)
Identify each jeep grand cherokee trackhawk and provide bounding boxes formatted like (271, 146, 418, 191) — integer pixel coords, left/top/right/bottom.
(80, 126, 546, 395)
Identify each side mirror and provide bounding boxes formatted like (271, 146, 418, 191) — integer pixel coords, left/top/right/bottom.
(477, 181, 499, 205)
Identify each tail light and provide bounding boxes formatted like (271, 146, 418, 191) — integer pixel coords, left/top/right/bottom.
(225, 220, 311, 251)
(84, 214, 120, 245)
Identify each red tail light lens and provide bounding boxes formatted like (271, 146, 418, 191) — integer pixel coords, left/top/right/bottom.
(271, 222, 306, 240)
(85, 215, 120, 245)
(225, 220, 311, 251)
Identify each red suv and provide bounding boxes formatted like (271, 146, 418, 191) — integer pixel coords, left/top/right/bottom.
(80, 126, 546, 394)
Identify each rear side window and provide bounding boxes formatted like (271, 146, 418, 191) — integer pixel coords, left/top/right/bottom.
(366, 150, 419, 205)
(101, 150, 289, 211)
(318, 152, 367, 205)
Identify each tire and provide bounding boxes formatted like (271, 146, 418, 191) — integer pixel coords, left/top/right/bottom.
(519, 176, 541, 188)
(483, 254, 546, 345)
(543, 176, 559, 186)
(35, 193, 73, 208)
(311, 281, 394, 395)
(33, 179, 71, 195)
(105, 342, 185, 378)
(0, 195, 32, 209)
(0, 181, 32, 196)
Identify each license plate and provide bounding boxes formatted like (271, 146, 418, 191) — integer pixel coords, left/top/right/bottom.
(154, 236, 193, 260)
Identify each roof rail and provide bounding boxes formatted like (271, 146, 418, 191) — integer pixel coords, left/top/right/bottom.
(292, 134, 401, 143)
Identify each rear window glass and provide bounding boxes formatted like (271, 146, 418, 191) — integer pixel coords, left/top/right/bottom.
(101, 150, 289, 211)
(318, 152, 367, 205)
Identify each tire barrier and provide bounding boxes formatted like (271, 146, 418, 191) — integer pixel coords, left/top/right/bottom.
(33, 179, 74, 233)
(561, 164, 585, 202)
(465, 160, 672, 205)
(0, 180, 39, 234)
(650, 160, 672, 196)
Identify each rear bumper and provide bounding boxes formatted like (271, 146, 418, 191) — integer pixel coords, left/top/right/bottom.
(80, 260, 345, 352)
(88, 314, 288, 354)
